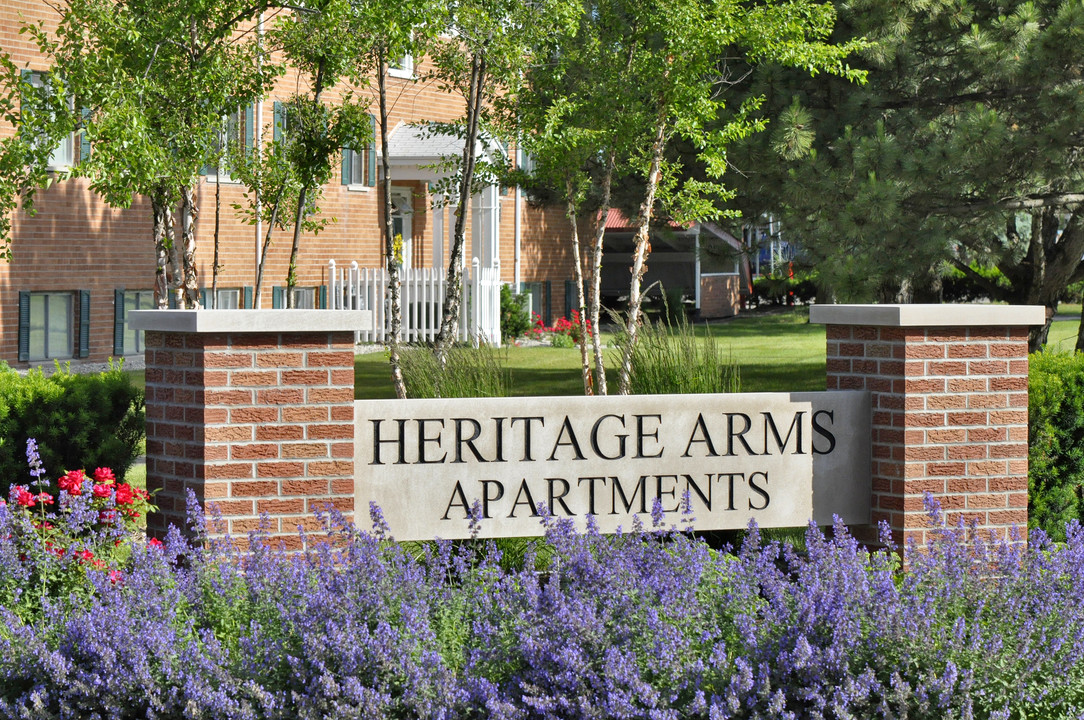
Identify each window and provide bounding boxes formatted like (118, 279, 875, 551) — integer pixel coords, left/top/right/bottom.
(388, 54, 414, 79)
(113, 290, 155, 356)
(290, 287, 316, 309)
(22, 71, 77, 170)
(342, 114, 377, 189)
(18, 292, 76, 362)
(206, 105, 253, 183)
(216, 288, 242, 309)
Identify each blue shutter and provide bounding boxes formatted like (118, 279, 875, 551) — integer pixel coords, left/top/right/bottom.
(273, 101, 284, 144)
(367, 114, 377, 186)
(544, 281, 552, 325)
(565, 280, 575, 318)
(272, 286, 284, 308)
(245, 104, 254, 156)
(243, 286, 254, 309)
(79, 107, 91, 162)
(319, 285, 328, 309)
(78, 290, 91, 358)
(341, 148, 351, 185)
(199, 288, 210, 308)
(113, 289, 125, 356)
(17, 291, 30, 362)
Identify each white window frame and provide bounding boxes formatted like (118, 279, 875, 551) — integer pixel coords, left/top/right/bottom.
(120, 290, 155, 355)
(216, 288, 242, 309)
(207, 105, 246, 184)
(345, 146, 372, 191)
(388, 54, 414, 79)
(28, 292, 73, 361)
(26, 71, 75, 171)
(290, 287, 317, 309)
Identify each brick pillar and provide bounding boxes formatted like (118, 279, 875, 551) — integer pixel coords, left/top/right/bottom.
(810, 304, 1044, 548)
(130, 310, 369, 548)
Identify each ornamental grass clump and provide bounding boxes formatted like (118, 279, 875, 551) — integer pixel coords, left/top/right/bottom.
(4, 467, 1084, 719)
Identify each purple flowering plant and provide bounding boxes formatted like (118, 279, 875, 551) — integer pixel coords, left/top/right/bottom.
(3, 446, 1084, 720)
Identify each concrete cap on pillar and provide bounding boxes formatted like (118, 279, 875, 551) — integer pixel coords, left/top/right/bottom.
(809, 304, 1047, 327)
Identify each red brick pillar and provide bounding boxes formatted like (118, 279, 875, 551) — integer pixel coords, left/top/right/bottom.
(130, 310, 368, 548)
(810, 304, 1044, 548)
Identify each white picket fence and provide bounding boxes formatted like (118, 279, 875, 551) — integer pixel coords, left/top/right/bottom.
(328, 258, 502, 347)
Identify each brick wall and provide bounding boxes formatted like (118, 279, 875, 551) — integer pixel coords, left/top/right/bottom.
(140, 312, 360, 548)
(699, 274, 741, 319)
(812, 305, 1041, 548)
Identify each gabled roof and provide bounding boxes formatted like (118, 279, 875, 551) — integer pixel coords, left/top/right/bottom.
(384, 124, 506, 183)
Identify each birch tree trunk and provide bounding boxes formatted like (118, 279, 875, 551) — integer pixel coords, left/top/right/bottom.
(588, 145, 617, 395)
(616, 113, 667, 395)
(566, 178, 592, 396)
(253, 189, 284, 310)
(152, 189, 170, 309)
(434, 53, 486, 368)
(377, 49, 407, 399)
(180, 184, 200, 308)
(211, 175, 221, 308)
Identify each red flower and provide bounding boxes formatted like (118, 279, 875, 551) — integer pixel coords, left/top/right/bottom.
(74, 549, 94, 563)
(99, 510, 117, 525)
(114, 483, 134, 506)
(92, 467, 115, 485)
(147, 537, 163, 549)
(10, 486, 35, 507)
(108, 570, 124, 584)
(92, 483, 112, 499)
(59, 469, 87, 496)
(35, 492, 54, 506)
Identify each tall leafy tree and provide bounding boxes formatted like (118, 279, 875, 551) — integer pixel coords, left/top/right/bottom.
(427, 0, 580, 367)
(346, 0, 441, 399)
(727, 0, 1084, 350)
(272, 0, 371, 307)
(9, 0, 277, 307)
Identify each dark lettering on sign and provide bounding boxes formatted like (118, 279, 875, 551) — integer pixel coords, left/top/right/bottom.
(442, 481, 471, 520)
(812, 410, 837, 455)
(455, 419, 486, 463)
(549, 417, 586, 461)
(686, 473, 711, 510)
(721, 472, 743, 511)
(493, 417, 506, 462)
(417, 418, 447, 464)
(371, 419, 407, 465)
(726, 413, 757, 456)
(547, 477, 575, 516)
(763, 412, 804, 455)
(578, 476, 607, 515)
(510, 416, 545, 461)
(635, 415, 664, 458)
(748, 471, 770, 510)
(508, 480, 539, 518)
(682, 414, 719, 458)
(591, 414, 628, 460)
(655, 474, 678, 513)
(481, 479, 505, 518)
(611, 475, 648, 515)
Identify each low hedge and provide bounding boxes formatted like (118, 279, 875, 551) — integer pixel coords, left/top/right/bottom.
(1029, 351, 1084, 539)
(0, 363, 144, 494)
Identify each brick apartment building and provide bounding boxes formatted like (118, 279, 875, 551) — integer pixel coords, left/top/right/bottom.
(0, 1, 741, 369)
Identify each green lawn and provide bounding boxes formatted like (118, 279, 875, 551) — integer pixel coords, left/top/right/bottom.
(354, 308, 827, 399)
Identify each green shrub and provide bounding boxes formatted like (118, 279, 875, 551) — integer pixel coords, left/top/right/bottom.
(619, 310, 740, 395)
(499, 284, 532, 342)
(400, 345, 510, 399)
(1029, 351, 1084, 539)
(0, 363, 144, 496)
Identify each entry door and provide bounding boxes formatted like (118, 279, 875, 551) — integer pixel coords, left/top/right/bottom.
(391, 187, 413, 269)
